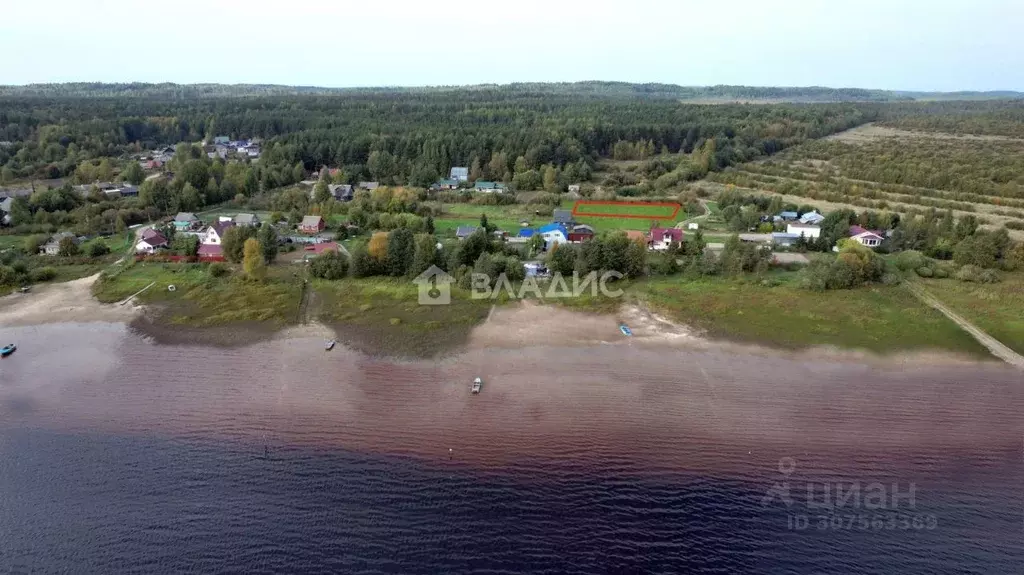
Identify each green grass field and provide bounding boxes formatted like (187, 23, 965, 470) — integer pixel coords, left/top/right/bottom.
(637, 276, 990, 357)
(919, 274, 1024, 355)
(572, 201, 679, 218)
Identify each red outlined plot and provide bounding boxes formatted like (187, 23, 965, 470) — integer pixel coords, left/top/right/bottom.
(571, 200, 681, 220)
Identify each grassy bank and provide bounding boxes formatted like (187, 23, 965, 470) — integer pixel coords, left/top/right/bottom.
(919, 274, 1024, 355)
(636, 276, 990, 357)
(312, 278, 495, 357)
(93, 262, 304, 327)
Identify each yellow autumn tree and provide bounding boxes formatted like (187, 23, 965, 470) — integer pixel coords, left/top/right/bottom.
(368, 231, 389, 261)
(243, 238, 266, 281)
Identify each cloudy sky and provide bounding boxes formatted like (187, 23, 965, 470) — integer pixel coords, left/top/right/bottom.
(3, 0, 1021, 91)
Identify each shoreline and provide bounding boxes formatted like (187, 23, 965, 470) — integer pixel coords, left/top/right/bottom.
(0, 273, 1000, 370)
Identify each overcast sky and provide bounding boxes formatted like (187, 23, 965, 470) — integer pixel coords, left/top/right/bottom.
(3, 0, 1021, 91)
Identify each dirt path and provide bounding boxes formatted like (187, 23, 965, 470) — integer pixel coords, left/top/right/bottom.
(905, 283, 1024, 369)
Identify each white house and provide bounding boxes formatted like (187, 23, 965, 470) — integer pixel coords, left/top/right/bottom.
(786, 223, 821, 239)
(800, 211, 825, 225)
(649, 228, 683, 251)
(537, 223, 568, 249)
(135, 229, 169, 254)
(203, 221, 235, 245)
(848, 225, 884, 248)
(449, 167, 469, 182)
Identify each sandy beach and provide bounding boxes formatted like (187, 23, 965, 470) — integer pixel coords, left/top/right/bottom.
(0, 274, 1004, 369)
(0, 274, 141, 327)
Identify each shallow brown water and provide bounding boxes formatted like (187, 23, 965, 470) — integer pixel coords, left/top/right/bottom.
(1, 322, 1022, 573)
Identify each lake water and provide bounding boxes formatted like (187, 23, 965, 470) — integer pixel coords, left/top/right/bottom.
(1, 323, 1021, 573)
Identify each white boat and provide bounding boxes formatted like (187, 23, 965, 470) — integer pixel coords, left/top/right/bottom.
(325, 340, 336, 351)
(471, 377, 482, 394)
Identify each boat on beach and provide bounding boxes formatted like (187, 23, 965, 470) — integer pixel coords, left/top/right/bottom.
(619, 324, 632, 337)
(1, 344, 16, 357)
(471, 377, 482, 394)
(325, 340, 336, 351)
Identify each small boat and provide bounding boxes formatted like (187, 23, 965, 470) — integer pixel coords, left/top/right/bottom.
(0, 344, 16, 357)
(471, 377, 482, 394)
(325, 340, 336, 351)
(619, 324, 633, 337)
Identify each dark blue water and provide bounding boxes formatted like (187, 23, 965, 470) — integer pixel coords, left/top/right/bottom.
(1, 323, 1022, 573)
(1, 428, 1019, 574)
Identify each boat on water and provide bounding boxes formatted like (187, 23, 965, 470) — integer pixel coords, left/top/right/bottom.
(1, 344, 16, 357)
(471, 377, 482, 394)
(619, 324, 633, 337)
(325, 340, 336, 351)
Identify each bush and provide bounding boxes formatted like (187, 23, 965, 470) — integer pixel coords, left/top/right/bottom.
(893, 250, 929, 272)
(309, 249, 349, 280)
(979, 269, 1001, 283)
(31, 267, 58, 282)
(85, 240, 111, 258)
(208, 263, 230, 278)
(914, 266, 933, 278)
(881, 273, 902, 286)
(933, 266, 950, 279)
(954, 264, 982, 282)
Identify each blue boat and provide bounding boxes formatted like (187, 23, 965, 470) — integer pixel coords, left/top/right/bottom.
(619, 325, 632, 337)
(1, 344, 16, 357)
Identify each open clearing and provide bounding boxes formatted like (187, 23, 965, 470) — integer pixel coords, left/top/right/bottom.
(826, 122, 1024, 144)
(572, 200, 680, 219)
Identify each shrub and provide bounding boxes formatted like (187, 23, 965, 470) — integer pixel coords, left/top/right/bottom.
(954, 265, 982, 282)
(893, 250, 929, 272)
(933, 266, 950, 279)
(31, 267, 58, 282)
(914, 266, 934, 278)
(881, 273, 902, 286)
(309, 249, 349, 280)
(979, 269, 1001, 283)
(208, 263, 230, 278)
(85, 240, 111, 258)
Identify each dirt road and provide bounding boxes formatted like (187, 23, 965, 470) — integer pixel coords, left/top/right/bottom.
(906, 283, 1024, 369)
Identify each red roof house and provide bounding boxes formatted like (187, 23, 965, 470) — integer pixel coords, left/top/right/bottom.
(197, 243, 225, 261)
(649, 227, 683, 250)
(848, 225, 884, 248)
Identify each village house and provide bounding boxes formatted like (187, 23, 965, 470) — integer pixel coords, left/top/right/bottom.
(537, 223, 569, 249)
(567, 184, 581, 194)
(40, 232, 79, 256)
(173, 212, 200, 231)
(552, 209, 575, 227)
(455, 226, 478, 240)
(786, 222, 821, 239)
(203, 221, 235, 245)
(649, 227, 683, 251)
(233, 213, 260, 226)
(848, 225, 884, 248)
(432, 178, 459, 191)
(800, 211, 825, 225)
(299, 215, 326, 234)
(473, 181, 506, 193)
(777, 211, 799, 221)
(568, 224, 595, 243)
(449, 167, 469, 182)
(771, 232, 801, 248)
(213, 136, 230, 145)
(358, 181, 379, 191)
(328, 184, 354, 201)
(198, 243, 224, 260)
(135, 228, 169, 254)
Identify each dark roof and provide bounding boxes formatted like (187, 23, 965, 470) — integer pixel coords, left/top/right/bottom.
(141, 229, 168, 245)
(552, 209, 574, 223)
(456, 226, 478, 237)
(211, 221, 235, 236)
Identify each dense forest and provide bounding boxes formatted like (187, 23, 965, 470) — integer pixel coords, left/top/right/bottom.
(7, 82, 1019, 101)
(0, 90, 874, 185)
